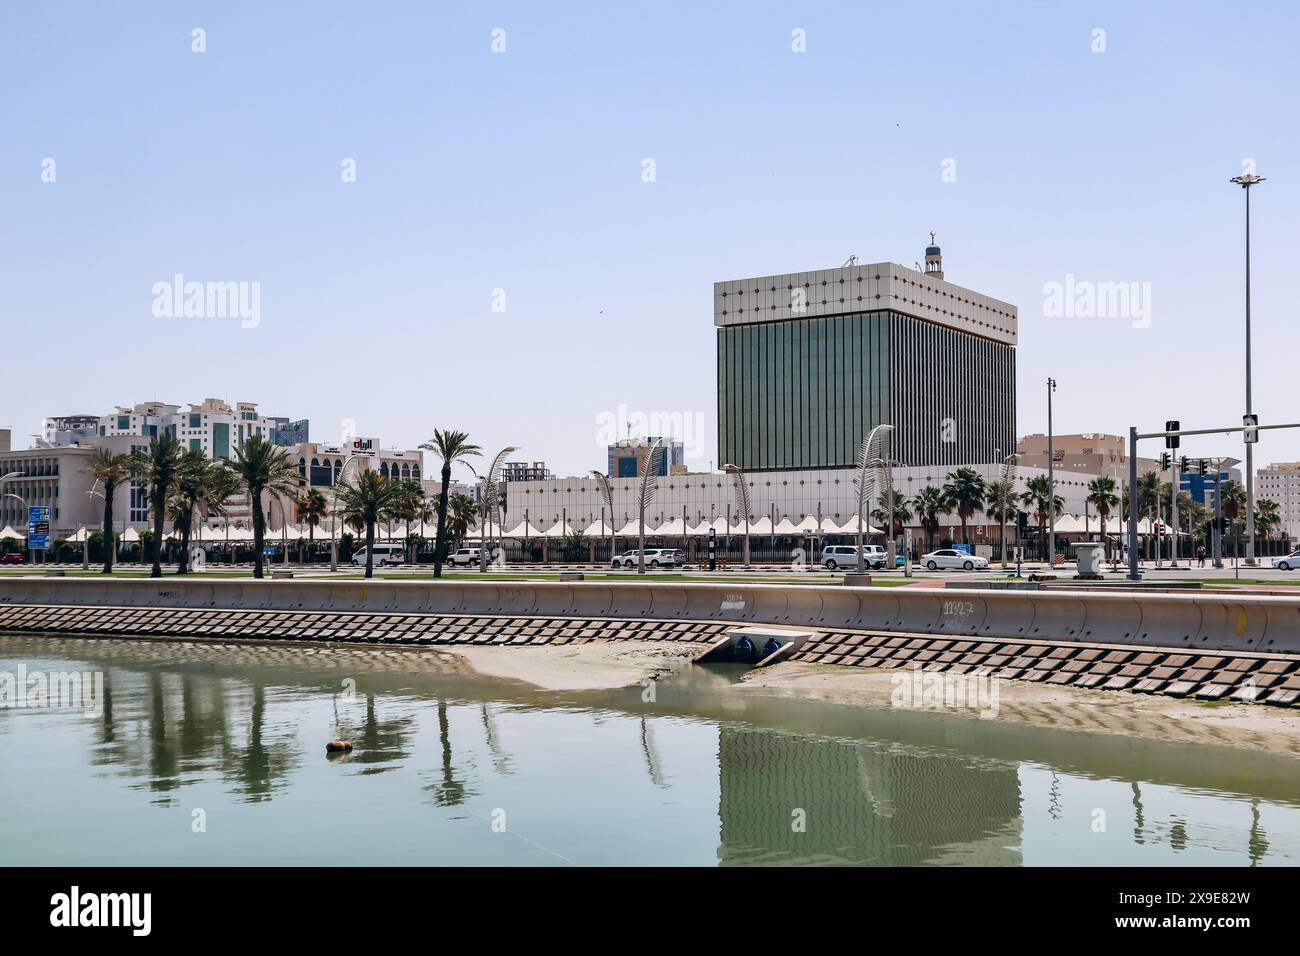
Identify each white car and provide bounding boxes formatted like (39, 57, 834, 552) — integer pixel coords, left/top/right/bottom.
(351, 544, 405, 567)
(920, 549, 987, 571)
(611, 548, 683, 569)
(821, 544, 887, 570)
(1272, 550, 1300, 571)
(448, 547, 484, 566)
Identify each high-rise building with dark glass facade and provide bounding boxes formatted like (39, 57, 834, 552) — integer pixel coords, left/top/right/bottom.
(716, 245, 1016, 469)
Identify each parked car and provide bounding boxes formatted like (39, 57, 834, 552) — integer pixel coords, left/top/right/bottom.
(1272, 550, 1300, 571)
(920, 549, 988, 571)
(0, 553, 24, 564)
(611, 548, 683, 569)
(448, 547, 483, 566)
(350, 544, 405, 567)
(821, 544, 888, 570)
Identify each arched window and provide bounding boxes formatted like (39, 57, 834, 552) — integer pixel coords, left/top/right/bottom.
(381, 463, 389, 479)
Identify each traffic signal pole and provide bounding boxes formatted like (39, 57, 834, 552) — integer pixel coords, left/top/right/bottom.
(1128, 418, 1300, 582)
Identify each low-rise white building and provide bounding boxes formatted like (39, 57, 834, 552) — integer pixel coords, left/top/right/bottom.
(1257, 463, 1300, 542)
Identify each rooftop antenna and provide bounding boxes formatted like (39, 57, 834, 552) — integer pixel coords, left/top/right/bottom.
(842, 255, 858, 267)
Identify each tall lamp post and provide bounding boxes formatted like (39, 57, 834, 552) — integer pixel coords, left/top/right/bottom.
(1230, 171, 1264, 565)
(1046, 378, 1057, 567)
(1, 472, 21, 562)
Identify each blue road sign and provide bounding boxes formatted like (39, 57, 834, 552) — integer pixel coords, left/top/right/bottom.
(28, 506, 51, 550)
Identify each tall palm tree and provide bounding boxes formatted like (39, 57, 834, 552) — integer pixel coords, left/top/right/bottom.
(87, 448, 130, 574)
(169, 449, 237, 573)
(871, 489, 912, 540)
(724, 463, 753, 567)
(1254, 498, 1281, 549)
(912, 485, 952, 552)
(225, 435, 302, 579)
(420, 430, 482, 578)
(386, 479, 426, 562)
(984, 480, 1017, 565)
(295, 487, 328, 560)
(448, 493, 477, 548)
(333, 470, 406, 578)
(129, 433, 183, 578)
(1021, 474, 1064, 561)
(1087, 475, 1119, 555)
(944, 466, 986, 546)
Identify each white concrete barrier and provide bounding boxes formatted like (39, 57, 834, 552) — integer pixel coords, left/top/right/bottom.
(2, 578, 1298, 653)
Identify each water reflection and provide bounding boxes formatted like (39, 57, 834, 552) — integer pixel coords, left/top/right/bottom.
(0, 636, 1296, 867)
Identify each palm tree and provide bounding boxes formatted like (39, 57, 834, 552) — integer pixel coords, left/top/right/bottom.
(129, 433, 183, 578)
(295, 487, 328, 562)
(984, 480, 1017, 564)
(1255, 498, 1281, 551)
(912, 485, 952, 552)
(386, 479, 426, 561)
(448, 493, 476, 548)
(87, 448, 130, 574)
(1221, 480, 1247, 557)
(1087, 476, 1119, 556)
(944, 466, 986, 546)
(871, 489, 912, 540)
(1021, 474, 1064, 562)
(168, 449, 237, 573)
(333, 471, 406, 578)
(420, 430, 482, 578)
(225, 435, 302, 579)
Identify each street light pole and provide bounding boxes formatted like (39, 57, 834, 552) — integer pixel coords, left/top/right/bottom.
(1047, 378, 1057, 568)
(1231, 172, 1264, 566)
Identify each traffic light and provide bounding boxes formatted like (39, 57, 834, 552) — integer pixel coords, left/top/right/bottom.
(1159, 452, 1171, 470)
(1198, 459, 1208, 477)
(1179, 456, 1189, 472)
(1165, 420, 1180, 449)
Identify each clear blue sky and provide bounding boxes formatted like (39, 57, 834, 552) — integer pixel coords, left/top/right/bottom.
(3, 1, 1297, 478)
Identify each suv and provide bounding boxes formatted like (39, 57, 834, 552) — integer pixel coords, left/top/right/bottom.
(611, 548, 683, 569)
(822, 544, 887, 570)
(449, 547, 484, 566)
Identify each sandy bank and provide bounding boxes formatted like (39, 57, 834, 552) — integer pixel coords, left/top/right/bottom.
(738, 662, 1300, 759)
(439, 640, 708, 691)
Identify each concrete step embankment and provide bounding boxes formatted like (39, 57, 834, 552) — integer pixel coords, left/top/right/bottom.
(0, 604, 729, 649)
(787, 633, 1300, 707)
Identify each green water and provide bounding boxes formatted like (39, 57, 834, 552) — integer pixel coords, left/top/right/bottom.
(1, 635, 1296, 866)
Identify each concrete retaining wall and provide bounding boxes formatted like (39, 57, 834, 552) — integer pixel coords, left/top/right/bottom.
(1, 578, 1298, 653)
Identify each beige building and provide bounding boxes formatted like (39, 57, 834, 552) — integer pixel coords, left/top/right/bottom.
(1016, 432, 1160, 479)
(1257, 462, 1300, 541)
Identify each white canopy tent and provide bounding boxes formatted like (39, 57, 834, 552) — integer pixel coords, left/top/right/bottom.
(582, 519, 617, 538)
(500, 520, 545, 539)
(0, 525, 22, 540)
(539, 521, 580, 539)
(822, 515, 884, 536)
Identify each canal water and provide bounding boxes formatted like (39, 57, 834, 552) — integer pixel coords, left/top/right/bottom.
(1, 635, 1296, 866)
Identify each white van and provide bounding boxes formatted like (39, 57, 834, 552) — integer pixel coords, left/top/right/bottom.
(351, 544, 405, 567)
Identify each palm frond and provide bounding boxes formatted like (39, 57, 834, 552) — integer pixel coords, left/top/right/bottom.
(636, 437, 666, 516)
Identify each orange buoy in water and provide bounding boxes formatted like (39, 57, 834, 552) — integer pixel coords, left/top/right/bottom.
(326, 740, 353, 753)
